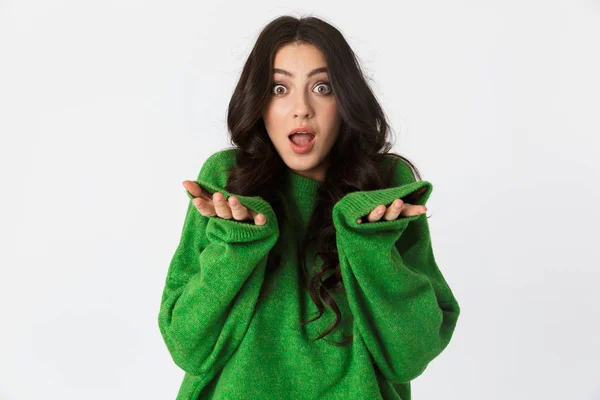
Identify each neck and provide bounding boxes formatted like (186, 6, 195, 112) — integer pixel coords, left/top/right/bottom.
(284, 168, 322, 200)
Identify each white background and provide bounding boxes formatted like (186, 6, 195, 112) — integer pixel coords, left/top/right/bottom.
(1, 1, 599, 399)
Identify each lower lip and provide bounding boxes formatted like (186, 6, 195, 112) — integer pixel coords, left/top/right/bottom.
(289, 135, 316, 154)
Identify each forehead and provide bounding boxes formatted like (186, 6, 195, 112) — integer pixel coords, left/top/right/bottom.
(273, 43, 327, 72)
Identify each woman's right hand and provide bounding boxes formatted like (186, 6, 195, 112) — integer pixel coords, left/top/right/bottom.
(182, 180, 267, 226)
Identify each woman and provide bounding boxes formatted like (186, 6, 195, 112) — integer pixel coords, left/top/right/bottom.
(158, 14, 460, 400)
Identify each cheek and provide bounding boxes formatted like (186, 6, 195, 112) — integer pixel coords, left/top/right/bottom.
(262, 110, 274, 132)
(263, 104, 287, 126)
(262, 106, 286, 140)
(323, 104, 341, 127)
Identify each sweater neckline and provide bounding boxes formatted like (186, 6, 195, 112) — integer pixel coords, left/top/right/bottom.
(284, 168, 322, 201)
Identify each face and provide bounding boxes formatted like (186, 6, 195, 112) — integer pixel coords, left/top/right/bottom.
(262, 42, 342, 182)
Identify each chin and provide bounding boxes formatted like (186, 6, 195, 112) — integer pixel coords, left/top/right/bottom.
(282, 153, 320, 170)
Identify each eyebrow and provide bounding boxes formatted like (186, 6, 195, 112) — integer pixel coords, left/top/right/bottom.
(273, 66, 328, 78)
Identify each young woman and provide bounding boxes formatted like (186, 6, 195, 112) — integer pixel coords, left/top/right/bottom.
(158, 15, 460, 400)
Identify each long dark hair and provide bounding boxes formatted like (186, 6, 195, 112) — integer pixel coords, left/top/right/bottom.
(221, 14, 423, 346)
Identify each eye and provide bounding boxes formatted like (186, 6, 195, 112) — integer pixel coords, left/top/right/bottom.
(272, 83, 287, 96)
(313, 82, 332, 95)
(271, 81, 332, 96)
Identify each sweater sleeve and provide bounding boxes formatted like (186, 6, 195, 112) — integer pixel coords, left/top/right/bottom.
(157, 152, 279, 382)
(331, 160, 460, 384)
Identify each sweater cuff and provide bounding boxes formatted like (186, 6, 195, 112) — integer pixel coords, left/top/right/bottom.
(332, 181, 433, 233)
(185, 182, 279, 242)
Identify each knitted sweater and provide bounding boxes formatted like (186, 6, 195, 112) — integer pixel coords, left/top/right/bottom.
(158, 148, 460, 400)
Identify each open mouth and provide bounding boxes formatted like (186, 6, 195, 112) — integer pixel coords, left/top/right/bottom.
(288, 132, 316, 154)
(288, 132, 315, 146)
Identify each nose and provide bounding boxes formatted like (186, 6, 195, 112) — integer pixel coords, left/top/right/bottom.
(293, 90, 314, 119)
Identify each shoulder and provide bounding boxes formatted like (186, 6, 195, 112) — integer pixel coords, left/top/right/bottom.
(380, 153, 418, 187)
(197, 147, 239, 187)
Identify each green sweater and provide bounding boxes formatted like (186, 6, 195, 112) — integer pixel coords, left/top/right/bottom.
(158, 148, 460, 400)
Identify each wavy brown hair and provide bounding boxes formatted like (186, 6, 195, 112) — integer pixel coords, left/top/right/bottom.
(220, 14, 425, 346)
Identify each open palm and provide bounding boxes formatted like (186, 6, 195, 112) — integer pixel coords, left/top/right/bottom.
(183, 180, 267, 226)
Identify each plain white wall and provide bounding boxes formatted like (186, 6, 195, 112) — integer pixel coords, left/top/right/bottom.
(1, 0, 599, 399)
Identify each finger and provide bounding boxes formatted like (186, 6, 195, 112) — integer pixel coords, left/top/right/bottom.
(399, 202, 428, 217)
(227, 195, 251, 221)
(254, 213, 267, 226)
(382, 199, 403, 221)
(213, 192, 233, 219)
(246, 206, 267, 226)
(192, 196, 217, 217)
(227, 196, 267, 225)
(183, 180, 210, 201)
(367, 205, 386, 222)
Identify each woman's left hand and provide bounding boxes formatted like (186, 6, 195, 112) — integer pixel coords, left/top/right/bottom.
(357, 199, 427, 224)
